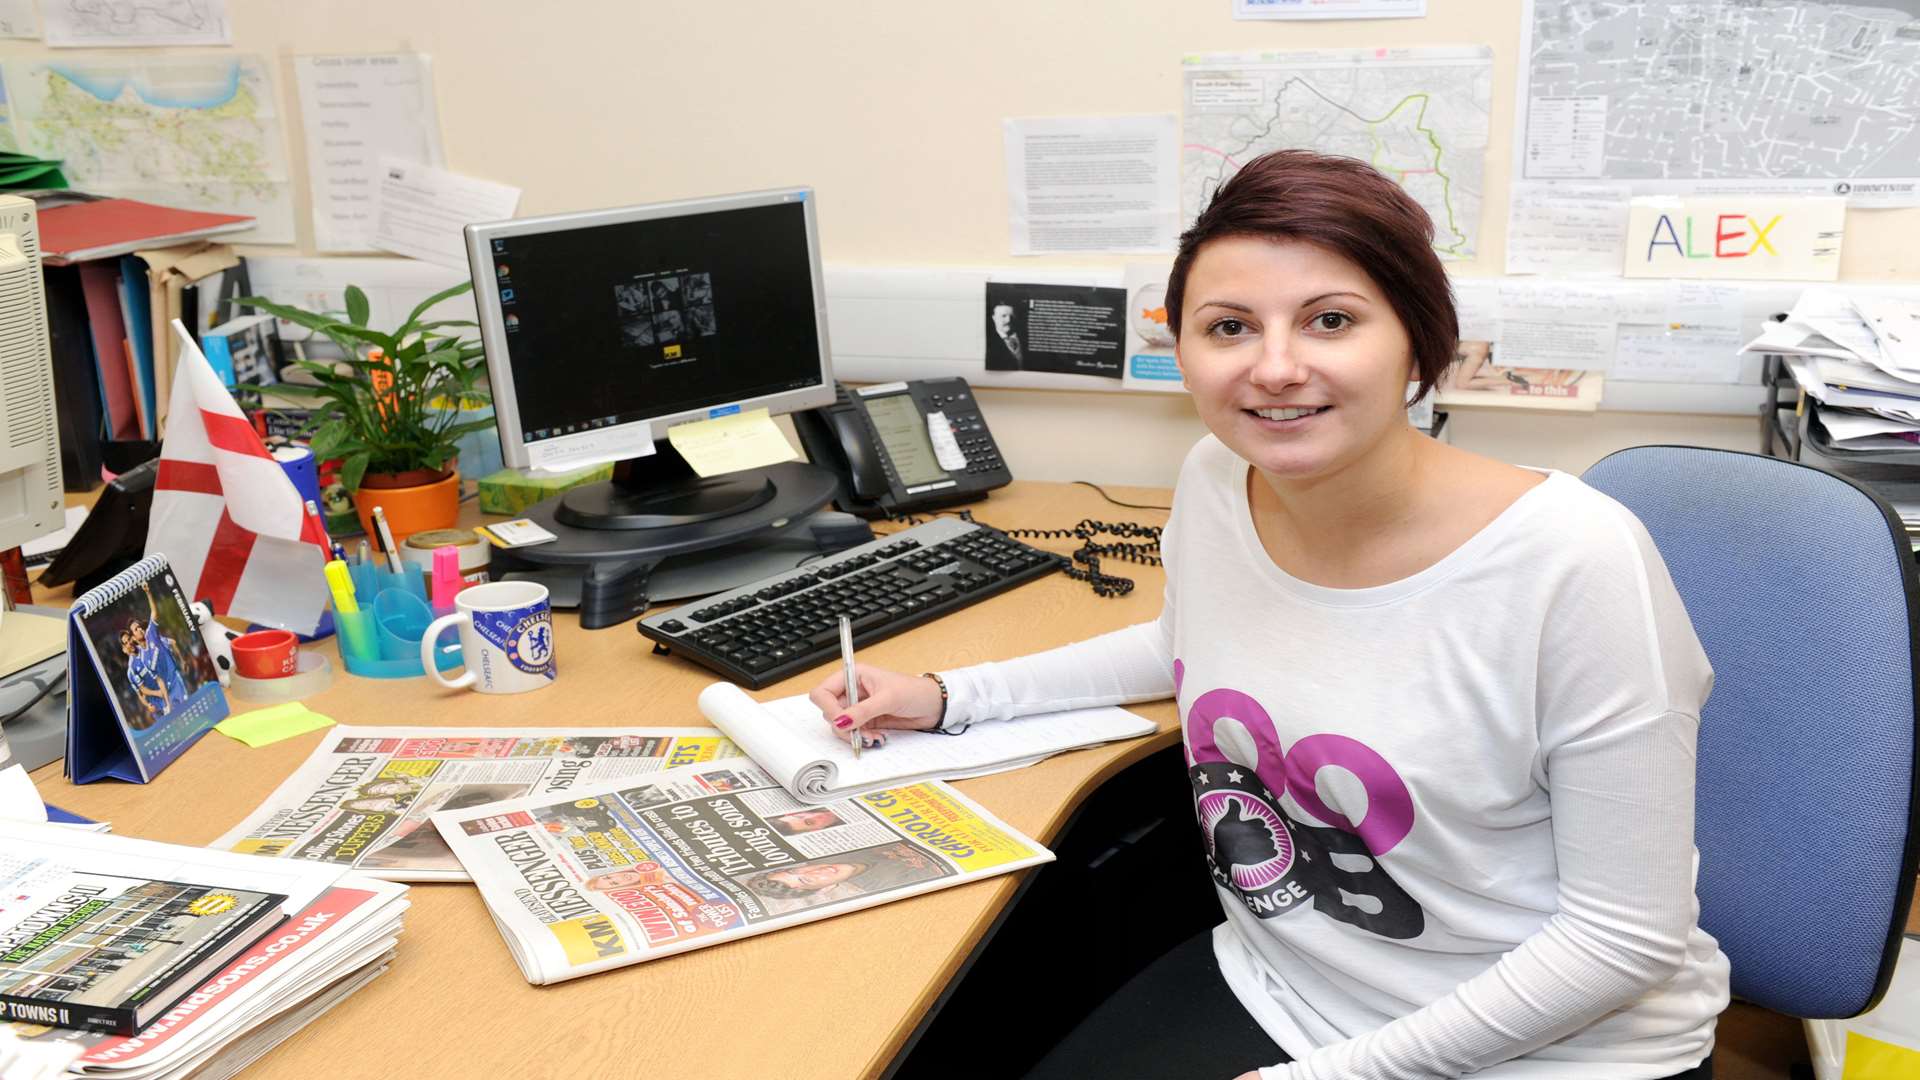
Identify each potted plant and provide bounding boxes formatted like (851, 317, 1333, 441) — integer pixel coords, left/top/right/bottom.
(238, 282, 494, 542)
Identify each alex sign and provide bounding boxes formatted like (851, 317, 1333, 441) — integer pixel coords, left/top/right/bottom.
(1624, 196, 1845, 281)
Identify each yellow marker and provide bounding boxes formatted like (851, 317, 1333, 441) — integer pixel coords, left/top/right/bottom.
(324, 559, 359, 614)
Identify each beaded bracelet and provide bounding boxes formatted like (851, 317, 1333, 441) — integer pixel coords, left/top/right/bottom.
(922, 672, 969, 736)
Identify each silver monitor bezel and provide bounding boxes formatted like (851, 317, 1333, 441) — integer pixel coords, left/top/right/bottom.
(464, 186, 835, 470)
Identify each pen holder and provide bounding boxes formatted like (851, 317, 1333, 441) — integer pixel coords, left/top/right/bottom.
(336, 562, 463, 679)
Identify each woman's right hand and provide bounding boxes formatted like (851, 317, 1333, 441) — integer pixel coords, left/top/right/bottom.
(806, 664, 945, 748)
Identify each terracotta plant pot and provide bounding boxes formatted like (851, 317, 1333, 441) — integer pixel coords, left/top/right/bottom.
(354, 469, 460, 544)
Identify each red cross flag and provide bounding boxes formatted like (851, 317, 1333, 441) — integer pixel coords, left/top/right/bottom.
(147, 320, 331, 634)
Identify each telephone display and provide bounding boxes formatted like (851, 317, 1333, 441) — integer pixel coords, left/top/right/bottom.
(793, 377, 1013, 518)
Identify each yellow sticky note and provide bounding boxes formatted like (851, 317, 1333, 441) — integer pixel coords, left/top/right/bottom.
(216, 702, 335, 748)
(666, 408, 798, 478)
(1845, 1030, 1920, 1078)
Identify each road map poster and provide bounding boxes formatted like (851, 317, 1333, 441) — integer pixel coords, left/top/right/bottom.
(1517, 0, 1920, 207)
(1182, 47, 1493, 261)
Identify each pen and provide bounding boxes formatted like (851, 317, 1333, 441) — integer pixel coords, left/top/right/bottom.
(331, 542, 348, 564)
(356, 539, 371, 566)
(838, 614, 861, 759)
(371, 505, 403, 573)
(304, 499, 333, 553)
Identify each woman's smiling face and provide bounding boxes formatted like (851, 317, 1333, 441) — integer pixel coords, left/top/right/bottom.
(1176, 236, 1416, 484)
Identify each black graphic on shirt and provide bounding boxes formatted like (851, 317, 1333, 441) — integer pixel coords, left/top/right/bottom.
(1191, 760, 1424, 939)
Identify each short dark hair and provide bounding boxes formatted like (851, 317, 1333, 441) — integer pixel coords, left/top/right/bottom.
(1167, 151, 1457, 404)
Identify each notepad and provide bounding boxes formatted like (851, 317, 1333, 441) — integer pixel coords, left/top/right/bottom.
(696, 682, 1158, 802)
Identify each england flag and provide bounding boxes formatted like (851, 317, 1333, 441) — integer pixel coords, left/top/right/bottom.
(146, 320, 331, 634)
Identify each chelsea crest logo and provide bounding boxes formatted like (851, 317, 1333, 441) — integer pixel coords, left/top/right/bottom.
(505, 613, 555, 674)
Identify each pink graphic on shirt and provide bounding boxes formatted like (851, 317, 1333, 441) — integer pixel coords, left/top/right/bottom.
(1284, 733, 1415, 855)
(1181, 658, 1427, 938)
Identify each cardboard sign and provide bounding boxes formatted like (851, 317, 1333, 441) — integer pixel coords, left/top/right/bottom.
(1624, 196, 1844, 281)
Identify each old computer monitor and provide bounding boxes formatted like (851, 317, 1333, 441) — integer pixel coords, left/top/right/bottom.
(465, 186, 835, 532)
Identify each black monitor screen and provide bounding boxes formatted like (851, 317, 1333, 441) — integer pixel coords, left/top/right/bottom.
(486, 200, 823, 443)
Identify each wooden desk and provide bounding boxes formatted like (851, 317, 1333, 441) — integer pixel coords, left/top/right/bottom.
(28, 480, 1178, 1080)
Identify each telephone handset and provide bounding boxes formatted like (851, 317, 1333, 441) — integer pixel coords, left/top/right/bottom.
(793, 377, 1013, 518)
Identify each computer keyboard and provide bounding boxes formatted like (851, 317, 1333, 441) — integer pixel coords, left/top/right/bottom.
(636, 517, 1068, 688)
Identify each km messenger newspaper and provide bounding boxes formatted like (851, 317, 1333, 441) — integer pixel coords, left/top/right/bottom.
(214, 729, 740, 880)
(432, 758, 1054, 984)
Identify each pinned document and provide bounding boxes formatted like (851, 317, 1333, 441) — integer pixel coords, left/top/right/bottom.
(666, 408, 799, 478)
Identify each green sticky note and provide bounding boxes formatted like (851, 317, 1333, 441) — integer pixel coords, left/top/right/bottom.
(216, 702, 335, 748)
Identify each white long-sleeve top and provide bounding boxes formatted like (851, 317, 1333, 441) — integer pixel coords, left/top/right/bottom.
(940, 436, 1730, 1079)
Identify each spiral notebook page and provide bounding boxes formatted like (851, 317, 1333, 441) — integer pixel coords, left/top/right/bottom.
(696, 682, 1158, 802)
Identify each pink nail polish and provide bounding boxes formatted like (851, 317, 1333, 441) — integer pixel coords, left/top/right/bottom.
(833, 715, 853, 729)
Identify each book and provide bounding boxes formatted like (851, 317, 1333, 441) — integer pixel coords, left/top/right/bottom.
(200, 313, 282, 388)
(432, 758, 1053, 984)
(74, 263, 137, 441)
(0, 823, 289, 1036)
(37, 199, 252, 266)
(0, 820, 401, 1062)
(696, 681, 1158, 802)
(64, 555, 229, 784)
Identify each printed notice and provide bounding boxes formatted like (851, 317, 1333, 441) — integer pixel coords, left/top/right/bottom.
(370, 158, 521, 270)
(43, 0, 227, 46)
(0, 1, 38, 38)
(295, 54, 447, 252)
(1004, 115, 1178, 255)
(1505, 182, 1632, 276)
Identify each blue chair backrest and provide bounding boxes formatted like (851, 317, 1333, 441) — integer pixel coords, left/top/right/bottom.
(1583, 446, 1919, 1019)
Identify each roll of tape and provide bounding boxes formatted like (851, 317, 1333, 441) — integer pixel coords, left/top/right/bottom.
(401, 527, 490, 576)
(229, 650, 334, 704)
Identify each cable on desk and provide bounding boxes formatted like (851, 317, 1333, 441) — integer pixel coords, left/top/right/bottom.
(998, 518, 1163, 598)
(1069, 480, 1172, 512)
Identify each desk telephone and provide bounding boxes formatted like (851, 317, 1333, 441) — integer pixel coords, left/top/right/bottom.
(794, 377, 1013, 518)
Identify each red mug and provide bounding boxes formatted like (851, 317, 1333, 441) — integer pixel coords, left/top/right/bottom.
(231, 629, 299, 679)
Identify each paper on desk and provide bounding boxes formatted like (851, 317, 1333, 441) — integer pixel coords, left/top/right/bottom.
(295, 54, 446, 253)
(370, 158, 520, 270)
(0, 764, 46, 822)
(217, 702, 336, 748)
(698, 682, 1159, 803)
(1004, 114, 1179, 255)
(666, 408, 798, 478)
(1504, 182, 1632, 276)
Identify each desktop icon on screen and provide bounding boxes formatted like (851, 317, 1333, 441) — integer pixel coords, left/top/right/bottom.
(501, 288, 516, 302)
(664, 344, 682, 359)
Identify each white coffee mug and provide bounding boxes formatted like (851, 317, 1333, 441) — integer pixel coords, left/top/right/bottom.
(421, 580, 556, 694)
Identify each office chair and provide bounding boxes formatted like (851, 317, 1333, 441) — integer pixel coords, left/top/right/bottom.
(1582, 446, 1920, 1049)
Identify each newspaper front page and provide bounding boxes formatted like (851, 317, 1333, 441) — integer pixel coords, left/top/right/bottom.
(214, 728, 741, 881)
(433, 758, 1054, 984)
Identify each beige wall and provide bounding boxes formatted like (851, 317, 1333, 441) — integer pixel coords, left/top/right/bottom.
(8, 1, 1906, 487)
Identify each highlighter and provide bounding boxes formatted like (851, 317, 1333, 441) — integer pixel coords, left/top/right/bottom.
(431, 546, 461, 610)
(324, 559, 359, 614)
(325, 559, 377, 662)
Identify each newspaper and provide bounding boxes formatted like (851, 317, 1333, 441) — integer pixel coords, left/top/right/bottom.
(433, 758, 1053, 984)
(213, 728, 741, 881)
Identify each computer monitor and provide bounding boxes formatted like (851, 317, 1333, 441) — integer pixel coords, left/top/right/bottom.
(0, 195, 63, 559)
(465, 187, 835, 532)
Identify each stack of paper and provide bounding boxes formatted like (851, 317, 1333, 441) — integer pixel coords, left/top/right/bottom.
(1745, 290, 1920, 451)
(0, 821, 408, 1080)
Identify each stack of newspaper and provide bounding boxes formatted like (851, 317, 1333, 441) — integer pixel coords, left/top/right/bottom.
(0, 821, 408, 1080)
(1746, 289, 1920, 453)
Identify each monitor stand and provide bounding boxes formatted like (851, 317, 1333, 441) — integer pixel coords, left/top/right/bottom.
(489, 455, 845, 629)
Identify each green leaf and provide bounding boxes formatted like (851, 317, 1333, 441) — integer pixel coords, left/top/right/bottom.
(341, 452, 371, 492)
(234, 295, 341, 335)
(344, 285, 371, 328)
(395, 281, 474, 340)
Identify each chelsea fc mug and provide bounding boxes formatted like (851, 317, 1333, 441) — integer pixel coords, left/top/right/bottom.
(421, 580, 556, 694)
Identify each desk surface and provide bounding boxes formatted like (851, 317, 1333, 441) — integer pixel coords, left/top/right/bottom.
(29, 480, 1178, 1080)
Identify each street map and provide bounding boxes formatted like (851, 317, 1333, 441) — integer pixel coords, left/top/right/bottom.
(1519, 0, 1920, 206)
(1183, 48, 1494, 260)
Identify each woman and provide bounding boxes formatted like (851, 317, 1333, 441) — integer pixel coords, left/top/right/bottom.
(808, 150, 1728, 1080)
